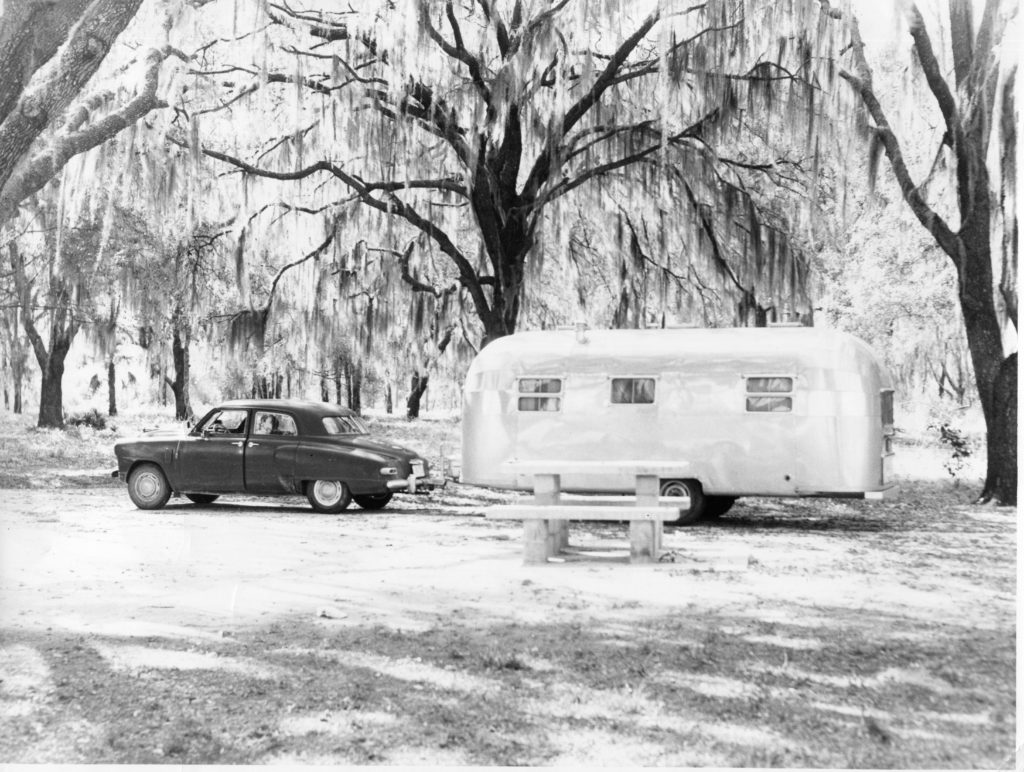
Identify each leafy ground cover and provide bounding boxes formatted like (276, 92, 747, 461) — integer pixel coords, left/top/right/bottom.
(0, 407, 1014, 767)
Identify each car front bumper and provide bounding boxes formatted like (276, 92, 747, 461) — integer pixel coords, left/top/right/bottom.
(386, 475, 446, 493)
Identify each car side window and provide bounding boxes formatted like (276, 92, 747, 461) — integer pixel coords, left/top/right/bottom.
(203, 409, 248, 435)
(253, 411, 297, 436)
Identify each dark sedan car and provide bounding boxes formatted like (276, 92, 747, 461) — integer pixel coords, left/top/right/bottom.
(113, 399, 442, 512)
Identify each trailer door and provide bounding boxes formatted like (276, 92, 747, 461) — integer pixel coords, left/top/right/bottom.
(740, 375, 799, 494)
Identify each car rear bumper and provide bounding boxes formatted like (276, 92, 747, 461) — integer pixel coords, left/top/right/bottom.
(386, 475, 446, 493)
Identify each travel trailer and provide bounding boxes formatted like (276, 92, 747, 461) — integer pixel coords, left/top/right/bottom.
(460, 326, 896, 524)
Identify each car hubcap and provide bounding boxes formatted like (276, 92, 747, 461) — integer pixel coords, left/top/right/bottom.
(314, 480, 343, 505)
(137, 473, 159, 499)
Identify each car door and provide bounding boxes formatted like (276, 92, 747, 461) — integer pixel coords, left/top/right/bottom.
(244, 410, 300, 493)
(177, 408, 248, 492)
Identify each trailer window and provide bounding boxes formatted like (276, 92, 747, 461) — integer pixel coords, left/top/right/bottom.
(611, 378, 655, 404)
(746, 377, 793, 393)
(746, 376, 793, 412)
(518, 378, 561, 412)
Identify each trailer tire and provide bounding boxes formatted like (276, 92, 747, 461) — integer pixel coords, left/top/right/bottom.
(660, 479, 706, 525)
(704, 496, 737, 518)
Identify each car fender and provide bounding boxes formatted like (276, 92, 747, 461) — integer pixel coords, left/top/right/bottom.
(116, 442, 181, 488)
(295, 442, 395, 494)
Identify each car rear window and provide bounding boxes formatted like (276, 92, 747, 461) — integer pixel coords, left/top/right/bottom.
(322, 415, 369, 435)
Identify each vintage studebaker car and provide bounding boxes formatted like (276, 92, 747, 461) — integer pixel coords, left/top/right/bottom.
(113, 399, 442, 512)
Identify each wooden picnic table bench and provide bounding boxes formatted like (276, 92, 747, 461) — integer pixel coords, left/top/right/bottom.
(486, 461, 691, 564)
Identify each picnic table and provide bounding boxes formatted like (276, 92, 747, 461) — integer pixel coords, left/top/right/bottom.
(485, 461, 690, 564)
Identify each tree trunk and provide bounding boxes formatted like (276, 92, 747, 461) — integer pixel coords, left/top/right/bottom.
(386, 382, 393, 414)
(980, 352, 1016, 504)
(350, 363, 362, 413)
(957, 226, 1015, 505)
(167, 325, 191, 421)
(37, 350, 66, 428)
(107, 359, 117, 417)
(320, 376, 330, 402)
(406, 372, 428, 419)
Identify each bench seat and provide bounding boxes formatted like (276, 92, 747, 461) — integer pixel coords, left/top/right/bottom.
(487, 504, 680, 521)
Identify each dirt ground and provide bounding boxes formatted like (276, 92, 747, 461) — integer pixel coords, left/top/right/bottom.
(0, 443, 1016, 766)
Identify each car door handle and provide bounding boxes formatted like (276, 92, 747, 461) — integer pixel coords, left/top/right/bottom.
(231, 441, 244, 447)
(248, 442, 260, 447)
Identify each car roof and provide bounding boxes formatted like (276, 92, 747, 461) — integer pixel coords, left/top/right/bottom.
(215, 399, 357, 418)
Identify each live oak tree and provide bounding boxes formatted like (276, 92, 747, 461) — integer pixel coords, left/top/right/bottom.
(0, 0, 188, 227)
(183, 0, 842, 354)
(0, 0, 196, 425)
(7, 204, 127, 428)
(838, 0, 1017, 505)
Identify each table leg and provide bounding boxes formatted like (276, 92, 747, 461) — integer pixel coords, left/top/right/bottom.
(631, 473, 662, 563)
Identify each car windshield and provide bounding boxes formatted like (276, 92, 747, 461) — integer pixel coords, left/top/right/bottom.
(322, 415, 368, 435)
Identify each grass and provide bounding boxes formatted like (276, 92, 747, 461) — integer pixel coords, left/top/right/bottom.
(1, 611, 1013, 766)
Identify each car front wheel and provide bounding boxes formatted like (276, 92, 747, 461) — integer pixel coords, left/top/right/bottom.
(127, 463, 171, 510)
(660, 478, 706, 525)
(307, 480, 351, 513)
(352, 492, 393, 510)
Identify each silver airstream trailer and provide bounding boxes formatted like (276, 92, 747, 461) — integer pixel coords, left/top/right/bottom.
(460, 326, 896, 523)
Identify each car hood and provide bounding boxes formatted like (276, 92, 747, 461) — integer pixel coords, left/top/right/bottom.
(116, 426, 188, 445)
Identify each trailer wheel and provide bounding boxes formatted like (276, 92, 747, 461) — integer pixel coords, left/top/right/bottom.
(660, 479, 706, 525)
(704, 496, 737, 518)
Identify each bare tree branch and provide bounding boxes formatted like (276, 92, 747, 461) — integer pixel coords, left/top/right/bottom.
(838, 16, 962, 264)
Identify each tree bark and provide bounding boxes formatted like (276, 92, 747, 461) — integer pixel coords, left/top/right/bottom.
(0, 0, 145, 200)
(351, 364, 362, 413)
(0, 0, 95, 125)
(406, 372, 428, 419)
(38, 354, 66, 428)
(981, 352, 1016, 504)
(107, 359, 117, 417)
(164, 324, 191, 421)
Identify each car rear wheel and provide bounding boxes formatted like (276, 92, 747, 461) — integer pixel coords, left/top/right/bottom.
(185, 493, 219, 505)
(352, 492, 393, 510)
(704, 496, 737, 518)
(660, 478, 706, 525)
(307, 480, 351, 513)
(127, 463, 171, 510)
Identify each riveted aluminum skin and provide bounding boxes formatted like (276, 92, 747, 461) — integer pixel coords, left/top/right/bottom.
(460, 327, 896, 498)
